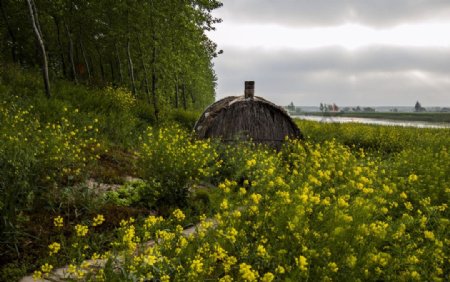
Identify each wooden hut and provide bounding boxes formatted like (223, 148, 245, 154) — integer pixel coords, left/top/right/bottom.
(194, 81, 302, 147)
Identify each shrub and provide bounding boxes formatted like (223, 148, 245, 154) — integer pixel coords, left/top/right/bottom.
(103, 180, 159, 209)
(35, 135, 449, 281)
(0, 99, 102, 248)
(138, 125, 219, 207)
(168, 109, 201, 130)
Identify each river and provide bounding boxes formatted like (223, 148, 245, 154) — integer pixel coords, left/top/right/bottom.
(292, 115, 450, 129)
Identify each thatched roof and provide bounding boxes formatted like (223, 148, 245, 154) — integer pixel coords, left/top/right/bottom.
(194, 95, 302, 147)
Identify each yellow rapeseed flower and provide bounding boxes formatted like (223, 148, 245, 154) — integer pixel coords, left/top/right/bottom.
(275, 265, 285, 274)
(257, 244, 268, 258)
(48, 242, 61, 256)
(250, 193, 262, 204)
(220, 199, 229, 210)
(408, 174, 418, 183)
(296, 255, 308, 272)
(190, 258, 204, 273)
(328, 262, 339, 272)
(239, 263, 258, 281)
(53, 216, 64, 228)
(261, 272, 275, 282)
(219, 275, 233, 282)
(41, 263, 53, 273)
(246, 159, 256, 168)
(424, 230, 435, 241)
(92, 214, 105, 227)
(160, 275, 170, 282)
(172, 209, 186, 221)
(75, 224, 89, 237)
(32, 270, 43, 280)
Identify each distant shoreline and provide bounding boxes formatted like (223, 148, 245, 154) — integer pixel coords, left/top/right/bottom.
(294, 112, 450, 123)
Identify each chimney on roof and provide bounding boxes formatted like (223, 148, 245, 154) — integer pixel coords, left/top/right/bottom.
(245, 81, 255, 99)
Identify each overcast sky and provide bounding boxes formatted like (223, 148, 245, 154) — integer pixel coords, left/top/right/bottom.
(208, 0, 450, 107)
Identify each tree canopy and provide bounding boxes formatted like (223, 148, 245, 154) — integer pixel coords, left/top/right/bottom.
(0, 0, 223, 118)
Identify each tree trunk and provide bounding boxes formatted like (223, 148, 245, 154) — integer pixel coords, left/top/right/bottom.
(126, 38, 137, 96)
(26, 0, 50, 98)
(175, 75, 179, 108)
(151, 42, 159, 121)
(30, 0, 43, 36)
(88, 56, 95, 77)
(115, 43, 123, 84)
(0, 1, 18, 63)
(182, 79, 187, 110)
(189, 87, 196, 105)
(52, 15, 67, 77)
(137, 36, 151, 104)
(64, 22, 78, 84)
(79, 37, 91, 80)
(95, 45, 105, 82)
(109, 60, 115, 83)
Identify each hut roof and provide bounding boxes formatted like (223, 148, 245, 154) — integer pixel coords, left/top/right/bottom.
(194, 93, 302, 147)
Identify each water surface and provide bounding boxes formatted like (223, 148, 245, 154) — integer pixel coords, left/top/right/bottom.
(293, 115, 450, 129)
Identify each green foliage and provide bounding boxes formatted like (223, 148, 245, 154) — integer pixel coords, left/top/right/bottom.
(138, 125, 219, 208)
(0, 263, 27, 282)
(0, 0, 221, 112)
(168, 109, 201, 130)
(0, 66, 145, 148)
(34, 123, 449, 281)
(0, 98, 103, 249)
(103, 180, 159, 210)
(0, 100, 99, 200)
(297, 120, 449, 154)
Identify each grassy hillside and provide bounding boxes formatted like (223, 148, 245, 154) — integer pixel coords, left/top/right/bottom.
(0, 67, 201, 280)
(1, 67, 449, 281)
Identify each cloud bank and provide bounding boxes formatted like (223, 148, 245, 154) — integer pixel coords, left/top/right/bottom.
(214, 46, 450, 106)
(218, 0, 450, 27)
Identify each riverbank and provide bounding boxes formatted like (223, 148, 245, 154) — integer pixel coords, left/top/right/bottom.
(300, 112, 450, 123)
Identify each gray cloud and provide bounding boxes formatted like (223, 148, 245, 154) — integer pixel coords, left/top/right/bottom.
(218, 0, 450, 27)
(213, 46, 450, 106)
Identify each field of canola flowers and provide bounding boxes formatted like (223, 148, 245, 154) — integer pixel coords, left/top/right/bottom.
(31, 120, 450, 281)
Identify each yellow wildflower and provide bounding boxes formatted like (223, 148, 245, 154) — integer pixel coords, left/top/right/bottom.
(75, 224, 89, 237)
(219, 275, 233, 282)
(408, 174, 418, 182)
(48, 242, 61, 256)
(257, 244, 268, 258)
(32, 270, 43, 280)
(328, 262, 339, 272)
(53, 216, 64, 228)
(296, 255, 308, 272)
(246, 159, 256, 168)
(239, 263, 258, 281)
(275, 265, 285, 274)
(41, 263, 53, 273)
(424, 230, 435, 241)
(92, 214, 105, 227)
(220, 199, 229, 210)
(172, 209, 186, 221)
(261, 272, 275, 282)
(250, 193, 262, 204)
(190, 258, 204, 273)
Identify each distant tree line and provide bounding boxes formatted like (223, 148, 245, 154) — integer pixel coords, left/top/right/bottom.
(320, 102, 339, 113)
(0, 0, 223, 120)
(415, 101, 426, 112)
